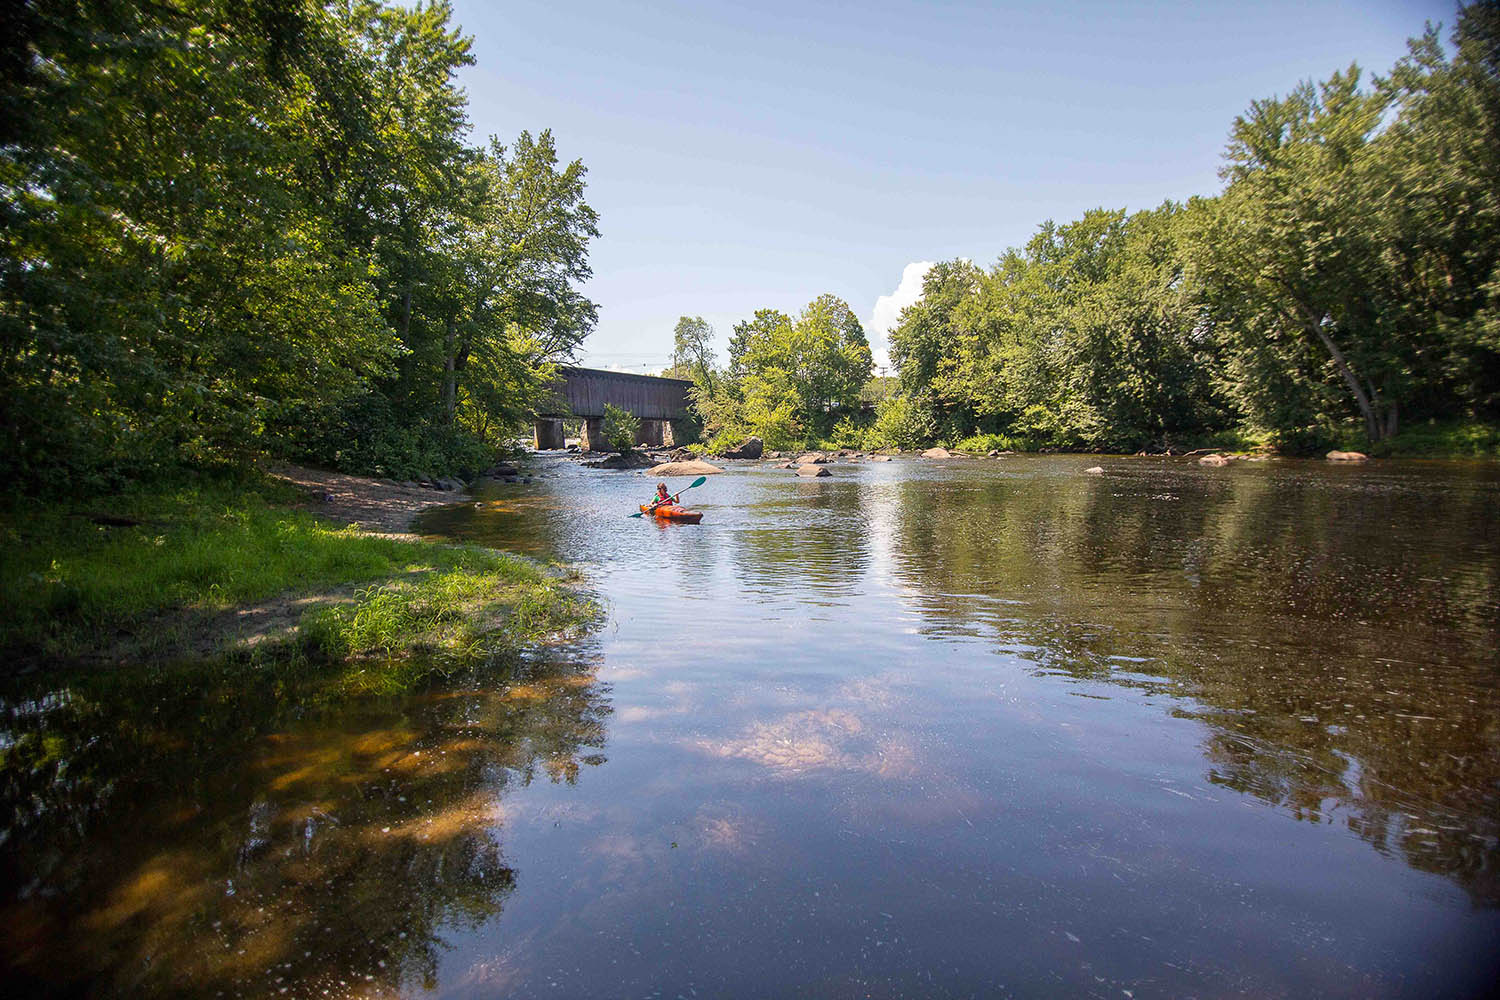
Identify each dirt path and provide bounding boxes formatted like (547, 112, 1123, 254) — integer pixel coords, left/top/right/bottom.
(268, 463, 468, 538)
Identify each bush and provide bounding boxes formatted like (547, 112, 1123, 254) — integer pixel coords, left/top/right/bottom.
(1354, 420, 1500, 458)
(867, 395, 935, 451)
(269, 393, 498, 480)
(602, 404, 639, 453)
(954, 433, 1018, 453)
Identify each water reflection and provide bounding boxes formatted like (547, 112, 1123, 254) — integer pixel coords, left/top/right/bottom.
(727, 479, 872, 605)
(872, 459, 1500, 904)
(0, 651, 610, 997)
(20, 456, 1486, 994)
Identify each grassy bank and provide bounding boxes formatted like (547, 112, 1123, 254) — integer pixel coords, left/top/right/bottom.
(0, 473, 594, 692)
(1340, 421, 1500, 459)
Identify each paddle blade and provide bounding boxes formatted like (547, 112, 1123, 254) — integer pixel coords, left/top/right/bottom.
(687, 476, 707, 489)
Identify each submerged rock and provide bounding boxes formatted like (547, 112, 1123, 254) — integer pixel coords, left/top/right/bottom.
(1084, 466, 1104, 475)
(1198, 454, 1231, 467)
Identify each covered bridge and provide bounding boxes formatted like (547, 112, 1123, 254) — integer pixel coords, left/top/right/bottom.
(533, 366, 694, 450)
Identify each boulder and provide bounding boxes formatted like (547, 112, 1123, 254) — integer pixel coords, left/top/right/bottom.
(723, 436, 764, 460)
(987, 450, 1000, 457)
(646, 459, 723, 477)
(796, 464, 831, 477)
(1326, 450, 1368, 462)
(668, 447, 697, 462)
(870, 454, 892, 462)
(586, 450, 656, 470)
(1084, 466, 1104, 475)
(486, 463, 520, 478)
(794, 452, 829, 465)
(1198, 454, 1231, 467)
(921, 447, 952, 459)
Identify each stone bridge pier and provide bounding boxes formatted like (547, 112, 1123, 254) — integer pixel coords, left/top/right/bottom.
(532, 418, 565, 450)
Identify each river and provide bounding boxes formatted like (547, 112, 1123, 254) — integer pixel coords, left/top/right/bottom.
(3, 453, 1498, 997)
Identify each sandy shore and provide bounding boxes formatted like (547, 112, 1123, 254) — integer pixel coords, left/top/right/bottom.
(268, 463, 468, 537)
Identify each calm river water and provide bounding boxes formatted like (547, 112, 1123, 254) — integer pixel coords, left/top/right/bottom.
(3, 454, 1499, 997)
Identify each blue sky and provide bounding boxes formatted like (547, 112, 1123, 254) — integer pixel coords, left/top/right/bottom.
(450, 0, 1452, 372)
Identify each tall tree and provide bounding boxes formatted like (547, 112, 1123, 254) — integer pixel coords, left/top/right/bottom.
(665, 316, 717, 382)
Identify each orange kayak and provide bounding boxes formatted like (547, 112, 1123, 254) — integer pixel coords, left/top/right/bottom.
(640, 503, 703, 524)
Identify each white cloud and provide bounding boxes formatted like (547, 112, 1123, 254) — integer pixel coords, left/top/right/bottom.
(868, 261, 935, 373)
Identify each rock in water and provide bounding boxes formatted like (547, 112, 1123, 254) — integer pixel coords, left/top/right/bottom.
(724, 436, 764, 459)
(1084, 466, 1104, 475)
(921, 447, 952, 459)
(796, 464, 831, 477)
(1198, 454, 1231, 467)
(794, 452, 829, 465)
(586, 451, 657, 470)
(647, 460, 724, 476)
(1326, 450, 1368, 462)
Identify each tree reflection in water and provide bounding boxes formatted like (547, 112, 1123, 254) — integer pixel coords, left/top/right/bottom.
(877, 462, 1500, 905)
(0, 649, 611, 997)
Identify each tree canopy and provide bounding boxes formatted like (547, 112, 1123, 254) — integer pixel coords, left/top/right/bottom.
(1, 0, 599, 492)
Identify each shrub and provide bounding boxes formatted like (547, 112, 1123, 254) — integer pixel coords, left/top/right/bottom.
(867, 395, 935, 450)
(602, 404, 639, 453)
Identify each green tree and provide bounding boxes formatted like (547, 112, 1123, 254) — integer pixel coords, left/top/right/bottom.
(664, 316, 717, 382)
(0, 0, 400, 490)
(731, 295, 872, 439)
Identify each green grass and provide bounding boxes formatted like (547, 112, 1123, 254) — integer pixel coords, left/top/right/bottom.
(0, 474, 595, 674)
(301, 567, 593, 690)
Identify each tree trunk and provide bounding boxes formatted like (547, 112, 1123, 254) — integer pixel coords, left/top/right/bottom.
(442, 315, 457, 423)
(1309, 320, 1384, 441)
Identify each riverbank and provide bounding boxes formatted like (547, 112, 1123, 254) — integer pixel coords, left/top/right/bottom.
(679, 419, 1500, 463)
(0, 466, 593, 689)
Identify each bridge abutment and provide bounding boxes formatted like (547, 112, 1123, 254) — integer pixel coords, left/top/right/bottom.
(533, 418, 565, 450)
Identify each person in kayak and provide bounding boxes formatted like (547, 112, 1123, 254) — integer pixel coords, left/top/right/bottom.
(651, 482, 679, 510)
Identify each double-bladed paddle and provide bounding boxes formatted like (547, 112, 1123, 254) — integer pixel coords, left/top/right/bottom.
(629, 475, 707, 517)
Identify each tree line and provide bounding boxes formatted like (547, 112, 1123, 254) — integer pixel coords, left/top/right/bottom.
(879, 5, 1499, 455)
(1, 0, 598, 494)
(671, 6, 1497, 457)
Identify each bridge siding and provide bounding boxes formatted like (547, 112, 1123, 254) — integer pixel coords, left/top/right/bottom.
(539, 367, 693, 420)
